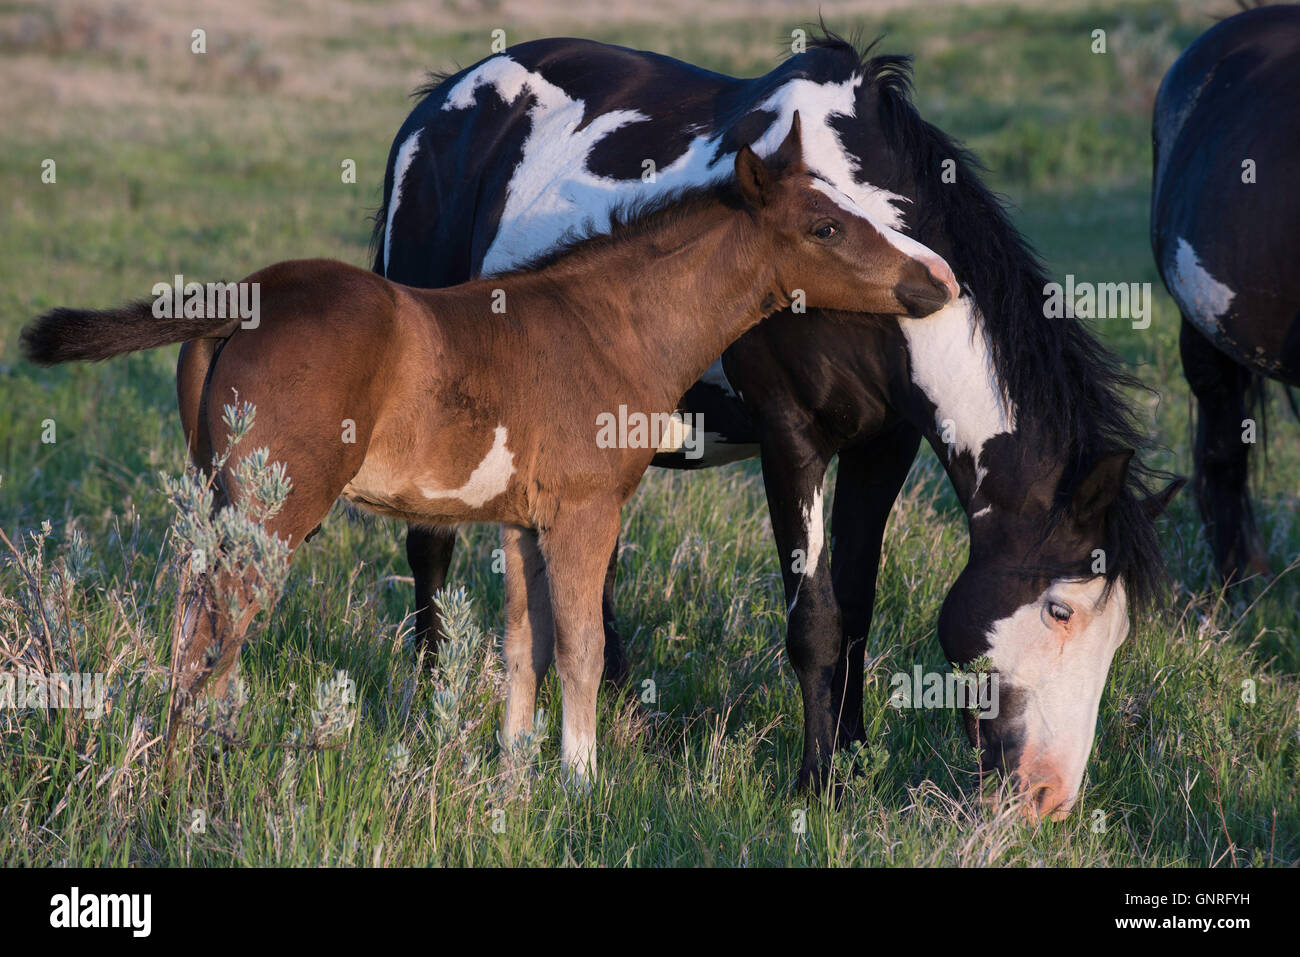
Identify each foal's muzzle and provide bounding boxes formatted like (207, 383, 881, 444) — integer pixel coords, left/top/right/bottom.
(894, 259, 957, 317)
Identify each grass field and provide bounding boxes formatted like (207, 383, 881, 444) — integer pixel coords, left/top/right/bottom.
(1, 0, 1297, 867)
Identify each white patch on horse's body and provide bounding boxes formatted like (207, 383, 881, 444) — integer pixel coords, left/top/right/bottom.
(1167, 237, 1236, 335)
(437, 57, 925, 277)
(802, 485, 825, 578)
(899, 297, 1016, 494)
(419, 425, 515, 506)
(981, 578, 1129, 815)
(382, 130, 423, 275)
(786, 485, 826, 614)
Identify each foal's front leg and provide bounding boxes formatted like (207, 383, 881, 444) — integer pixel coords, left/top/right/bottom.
(538, 503, 622, 779)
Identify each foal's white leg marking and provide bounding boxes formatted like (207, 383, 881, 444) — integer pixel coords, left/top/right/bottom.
(419, 425, 515, 506)
(899, 297, 1016, 495)
(981, 579, 1129, 809)
(382, 130, 423, 275)
(1168, 237, 1236, 335)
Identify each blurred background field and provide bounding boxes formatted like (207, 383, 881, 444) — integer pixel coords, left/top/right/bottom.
(0, 0, 1296, 866)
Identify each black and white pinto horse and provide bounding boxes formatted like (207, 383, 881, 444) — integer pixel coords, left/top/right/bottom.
(374, 33, 1180, 818)
(1153, 3, 1300, 584)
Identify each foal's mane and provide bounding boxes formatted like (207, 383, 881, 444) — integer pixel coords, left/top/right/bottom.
(800, 29, 1169, 609)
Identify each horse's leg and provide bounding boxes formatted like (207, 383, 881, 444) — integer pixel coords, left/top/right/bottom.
(538, 501, 622, 779)
(828, 423, 921, 749)
(758, 416, 840, 791)
(406, 523, 457, 655)
(1180, 317, 1268, 583)
(501, 524, 554, 747)
(599, 535, 631, 687)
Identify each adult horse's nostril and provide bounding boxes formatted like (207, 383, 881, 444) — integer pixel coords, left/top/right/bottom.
(1026, 778, 1074, 821)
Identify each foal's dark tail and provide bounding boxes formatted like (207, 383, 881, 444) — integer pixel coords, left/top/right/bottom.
(21, 301, 240, 366)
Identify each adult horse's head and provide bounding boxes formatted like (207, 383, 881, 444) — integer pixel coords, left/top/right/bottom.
(811, 35, 1188, 819)
(733, 112, 958, 319)
(935, 446, 1182, 820)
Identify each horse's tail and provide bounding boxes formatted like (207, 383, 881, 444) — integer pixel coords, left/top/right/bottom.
(21, 300, 240, 366)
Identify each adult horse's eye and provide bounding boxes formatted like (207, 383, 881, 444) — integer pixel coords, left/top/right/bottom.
(1046, 600, 1073, 625)
(811, 222, 838, 240)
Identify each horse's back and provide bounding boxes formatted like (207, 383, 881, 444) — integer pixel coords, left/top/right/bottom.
(1152, 5, 1300, 382)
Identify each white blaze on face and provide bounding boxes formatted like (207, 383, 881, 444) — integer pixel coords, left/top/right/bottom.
(983, 577, 1130, 813)
(808, 179, 959, 300)
(419, 425, 515, 506)
(899, 297, 1016, 494)
(1167, 237, 1236, 337)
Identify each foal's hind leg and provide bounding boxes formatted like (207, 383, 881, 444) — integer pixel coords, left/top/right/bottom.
(406, 523, 457, 655)
(538, 501, 622, 779)
(1180, 317, 1268, 583)
(501, 525, 555, 748)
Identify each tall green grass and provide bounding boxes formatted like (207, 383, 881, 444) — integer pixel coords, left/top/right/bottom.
(1, 0, 1296, 866)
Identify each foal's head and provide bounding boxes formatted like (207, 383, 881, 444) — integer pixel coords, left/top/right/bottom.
(734, 113, 959, 318)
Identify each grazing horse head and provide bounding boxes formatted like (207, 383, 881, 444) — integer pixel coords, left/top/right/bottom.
(372, 30, 1183, 816)
(934, 447, 1182, 819)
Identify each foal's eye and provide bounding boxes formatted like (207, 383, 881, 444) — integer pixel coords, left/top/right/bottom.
(811, 222, 838, 240)
(1046, 600, 1074, 624)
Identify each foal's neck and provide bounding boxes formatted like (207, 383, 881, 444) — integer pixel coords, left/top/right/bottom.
(530, 196, 782, 406)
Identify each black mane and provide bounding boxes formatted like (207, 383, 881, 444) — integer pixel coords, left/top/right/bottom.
(828, 28, 1169, 609)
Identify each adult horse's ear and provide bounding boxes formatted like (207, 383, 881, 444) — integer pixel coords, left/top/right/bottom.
(769, 110, 806, 173)
(735, 144, 773, 208)
(1142, 475, 1187, 519)
(1070, 449, 1134, 525)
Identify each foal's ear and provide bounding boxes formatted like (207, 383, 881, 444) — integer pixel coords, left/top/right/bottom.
(1070, 449, 1134, 525)
(768, 110, 807, 173)
(735, 145, 774, 209)
(1142, 475, 1186, 519)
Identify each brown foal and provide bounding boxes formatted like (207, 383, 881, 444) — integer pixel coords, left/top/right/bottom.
(23, 115, 956, 774)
